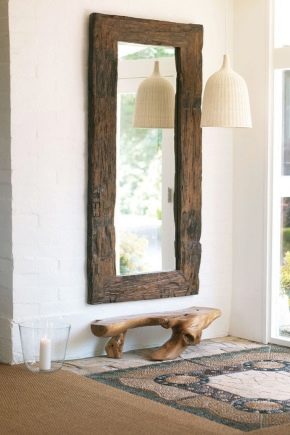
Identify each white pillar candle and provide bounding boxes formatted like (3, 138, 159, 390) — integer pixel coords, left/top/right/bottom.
(39, 336, 51, 371)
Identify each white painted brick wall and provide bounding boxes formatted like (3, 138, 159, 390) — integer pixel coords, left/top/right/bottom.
(0, 0, 12, 363)
(8, 0, 234, 363)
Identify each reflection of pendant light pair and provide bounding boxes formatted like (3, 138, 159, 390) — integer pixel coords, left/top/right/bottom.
(134, 55, 251, 129)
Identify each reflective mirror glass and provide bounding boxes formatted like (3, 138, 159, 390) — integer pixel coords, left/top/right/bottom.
(115, 42, 176, 276)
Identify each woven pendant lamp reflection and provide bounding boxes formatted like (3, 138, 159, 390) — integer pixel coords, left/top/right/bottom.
(133, 61, 175, 128)
(200, 55, 252, 128)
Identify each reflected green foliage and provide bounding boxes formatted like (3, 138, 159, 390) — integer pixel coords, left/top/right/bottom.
(282, 228, 290, 255)
(282, 198, 290, 227)
(119, 94, 162, 219)
(280, 199, 290, 302)
(123, 46, 174, 60)
(281, 251, 290, 297)
(281, 198, 290, 258)
(119, 232, 148, 275)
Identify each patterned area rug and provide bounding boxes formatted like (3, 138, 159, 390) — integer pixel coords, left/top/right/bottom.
(89, 346, 290, 432)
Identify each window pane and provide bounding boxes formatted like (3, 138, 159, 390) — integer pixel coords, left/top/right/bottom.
(282, 71, 290, 175)
(274, 0, 290, 47)
(280, 198, 290, 337)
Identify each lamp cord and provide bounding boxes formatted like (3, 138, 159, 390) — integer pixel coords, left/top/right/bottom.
(225, 0, 229, 56)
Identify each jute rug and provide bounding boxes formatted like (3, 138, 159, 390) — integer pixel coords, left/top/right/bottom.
(89, 346, 290, 433)
(0, 362, 241, 434)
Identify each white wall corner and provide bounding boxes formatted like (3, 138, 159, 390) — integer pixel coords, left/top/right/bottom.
(230, 0, 270, 342)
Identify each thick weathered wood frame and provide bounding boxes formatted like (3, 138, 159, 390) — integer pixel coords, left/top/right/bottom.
(88, 13, 203, 304)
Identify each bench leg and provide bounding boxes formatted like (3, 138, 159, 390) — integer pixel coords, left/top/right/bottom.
(105, 332, 127, 358)
(150, 328, 202, 361)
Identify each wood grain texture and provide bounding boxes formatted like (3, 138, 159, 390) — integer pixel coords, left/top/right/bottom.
(91, 307, 221, 360)
(87, 13, 203, 304)
(105, 333, 126, 358)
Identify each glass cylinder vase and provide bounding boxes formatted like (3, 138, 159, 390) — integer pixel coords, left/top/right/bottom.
(19, 319, 71, 373)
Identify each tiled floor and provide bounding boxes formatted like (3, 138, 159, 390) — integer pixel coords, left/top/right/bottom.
(63, 336, 265, 376)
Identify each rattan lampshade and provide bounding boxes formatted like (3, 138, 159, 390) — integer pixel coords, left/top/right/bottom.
(200, 55, 252, 128)
(133, 61, 175, 128)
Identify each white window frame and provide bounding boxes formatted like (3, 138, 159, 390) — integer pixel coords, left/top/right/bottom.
(269, 3, 290, 346)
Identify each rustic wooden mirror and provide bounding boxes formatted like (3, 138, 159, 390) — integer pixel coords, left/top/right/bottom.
(87, 13, 203, 304)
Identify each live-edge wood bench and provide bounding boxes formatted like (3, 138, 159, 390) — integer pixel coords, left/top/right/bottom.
(91, 306, 221, 361)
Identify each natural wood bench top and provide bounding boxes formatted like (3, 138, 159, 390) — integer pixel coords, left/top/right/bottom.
(91, 306, 221, 361)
